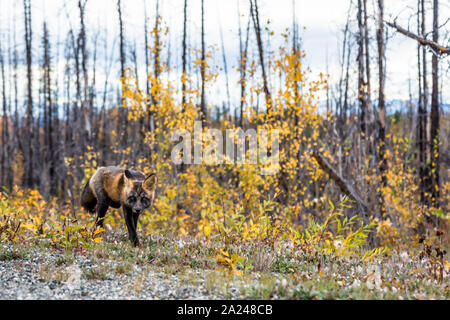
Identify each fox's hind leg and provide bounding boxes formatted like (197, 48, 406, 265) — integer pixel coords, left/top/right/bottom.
(81, 180, 97, 213)
(80, 178, 109, 228)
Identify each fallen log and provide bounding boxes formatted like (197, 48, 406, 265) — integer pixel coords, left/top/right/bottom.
(312, 150, 370, 218)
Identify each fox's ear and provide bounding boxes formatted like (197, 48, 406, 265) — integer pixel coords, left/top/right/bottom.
(124, 169, 133, 180)
(143, 173, 157, 192)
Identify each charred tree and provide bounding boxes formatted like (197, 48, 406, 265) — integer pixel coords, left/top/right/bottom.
(420, 0, 430, 204)
(78, 0, 90, 147)
(23, 0, 34, 188)
(249, 0, 272, 114)
(376, 0, 387, 216)
(357, 0, 367, 135)
(430, 0, 440, 207)
(200, 0, 207, 125)
(0, 38, 9, 190)
(363, 0, 373, 152)
(42, 22, 56, 195)
(218, 11, 231, 118)
(117, 0, 127, 154)
(237, 2, 251, 127)
(181, 0, 188, 111)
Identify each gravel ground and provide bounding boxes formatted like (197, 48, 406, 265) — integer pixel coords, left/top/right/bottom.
(0, 247, 241, 300)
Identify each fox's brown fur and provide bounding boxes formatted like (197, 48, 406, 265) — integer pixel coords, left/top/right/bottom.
(81, 166, 157, 246)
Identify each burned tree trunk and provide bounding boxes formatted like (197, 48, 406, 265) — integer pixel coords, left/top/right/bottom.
(42, 22, 55, 195)
(0, 39, 8, 190)
(181, 0, 188, 111)
(376, 0, 387, 216)
(250, 0, 272, 114)
(143, 0, 153, 162)
(153, 0, 160, 106)
(78, 0, 90, 147)
(363, 0, 373, 153)
(357, 0, 367, 135)
(117, 0, 127, 154)
(430, 0, 440, 208)
(420, 0, 430, 205)
(219, 12, 231, 118)
(23, 0, 34, 188)
(200, 0, 207, 125)
(238, 2, 251, 127)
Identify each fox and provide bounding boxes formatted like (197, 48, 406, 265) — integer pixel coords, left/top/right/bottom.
(80, 166, 157, 246)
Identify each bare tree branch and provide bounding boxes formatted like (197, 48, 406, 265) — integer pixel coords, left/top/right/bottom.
(387, 21, 450, 55)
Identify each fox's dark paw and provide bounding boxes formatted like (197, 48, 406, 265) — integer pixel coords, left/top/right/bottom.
(132, 239, 140, 247)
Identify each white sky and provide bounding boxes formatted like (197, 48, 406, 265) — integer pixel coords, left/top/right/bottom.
(0, 0, 448, 115)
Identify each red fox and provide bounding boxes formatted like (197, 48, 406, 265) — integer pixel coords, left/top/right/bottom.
(81, 166, 157, 246)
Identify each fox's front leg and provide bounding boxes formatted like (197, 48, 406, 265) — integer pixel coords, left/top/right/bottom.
(95, 197, 109, 228)
(124, 207, 139, 246)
